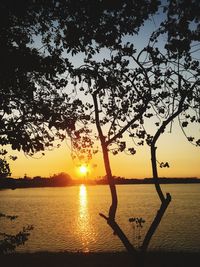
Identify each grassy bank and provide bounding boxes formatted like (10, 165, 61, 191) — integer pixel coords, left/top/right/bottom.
(0, 251, 200, 267)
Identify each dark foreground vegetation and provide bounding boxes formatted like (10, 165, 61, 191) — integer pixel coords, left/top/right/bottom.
(0, 251, 200, 267)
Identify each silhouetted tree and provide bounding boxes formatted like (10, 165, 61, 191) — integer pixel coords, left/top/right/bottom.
(71, 42, 171, 257)
(0, 0, 160, 154)
(1, 0, 199, 264)
(0, 2, 159, 259)
(68, 0, 200, 260)
(139, 1, 200, 252)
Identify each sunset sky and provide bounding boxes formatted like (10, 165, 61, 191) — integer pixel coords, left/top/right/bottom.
(5, 5, 200, 180)
(9, 118, 200, 179)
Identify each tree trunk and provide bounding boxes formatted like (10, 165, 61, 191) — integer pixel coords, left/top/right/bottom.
(141, 143, 171, 251)
(101, 139, 118, 220)
(99, 213, 137, 254)
(151, 145, 165, 202)
(141, 193, 171, 251)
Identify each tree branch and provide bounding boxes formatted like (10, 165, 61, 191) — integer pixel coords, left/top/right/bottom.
(141, 194, 171, 251)
(99, 213, 137, 255)
(106, 104, 148, 146)
(93, 93, 118, 220)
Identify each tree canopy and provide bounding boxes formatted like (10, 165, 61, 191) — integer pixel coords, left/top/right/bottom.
(1, 0, 199, 258)
(0, 0, 161, 156)
(64, 0, 200, 253)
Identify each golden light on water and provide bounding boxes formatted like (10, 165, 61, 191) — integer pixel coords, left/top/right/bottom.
(79, 184, 87, 208)
(77, 184, 96, 252)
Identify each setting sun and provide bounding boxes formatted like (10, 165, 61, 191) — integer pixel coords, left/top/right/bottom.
(79, 165, 88, 176)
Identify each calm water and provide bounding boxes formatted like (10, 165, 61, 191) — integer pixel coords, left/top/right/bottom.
(1, 184, 200, 252)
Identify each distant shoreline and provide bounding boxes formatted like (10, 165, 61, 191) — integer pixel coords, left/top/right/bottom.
(0, 177, 200, 189)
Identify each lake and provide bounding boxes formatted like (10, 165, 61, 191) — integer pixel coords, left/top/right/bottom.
(0, 184, 200, 253)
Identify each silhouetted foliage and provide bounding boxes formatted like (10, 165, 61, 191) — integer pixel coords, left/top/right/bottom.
(132, 1, 200, 252)
(0, 149, 18, 180)
(0, 0, 160, 157)
(0, 159, 11, 178)
(0, 212, 33, 254)
(68, 0, 200, 257)
(1, 0, 199, 263)
(0, 0, 88, 156)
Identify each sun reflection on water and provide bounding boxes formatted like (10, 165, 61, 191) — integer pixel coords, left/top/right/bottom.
(77, 184, 96, 252)
(79, 184, 87, 209)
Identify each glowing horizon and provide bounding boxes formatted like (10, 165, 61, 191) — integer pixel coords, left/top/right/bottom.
(3, 7, 200, 181)
(8, 123, 200, 180)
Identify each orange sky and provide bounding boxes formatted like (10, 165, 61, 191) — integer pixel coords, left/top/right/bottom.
(6, 15, 200, 180)
(9, 120, 200, 179)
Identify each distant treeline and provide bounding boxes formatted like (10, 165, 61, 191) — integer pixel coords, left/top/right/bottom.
(0, 173, 72, 189)
(96, 177, 200, 185)
(0, 175, 200, 189)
